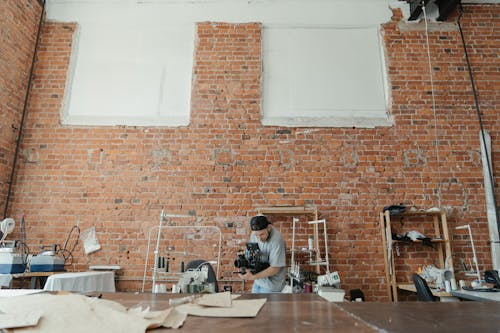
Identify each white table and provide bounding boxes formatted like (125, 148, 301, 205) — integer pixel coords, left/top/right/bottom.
(451, 288, 500, 301)
(43, 271, 115, 293)
(397, 283, 458, 302)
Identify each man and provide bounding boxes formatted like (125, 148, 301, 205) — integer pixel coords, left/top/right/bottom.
(238, 215, 286, 293)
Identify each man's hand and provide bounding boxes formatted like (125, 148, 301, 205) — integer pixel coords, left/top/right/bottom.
(238, 270, 254, 281)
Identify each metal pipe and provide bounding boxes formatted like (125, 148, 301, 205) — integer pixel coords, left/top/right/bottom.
(456, 224, 481, 284)
(3, 0, 46, 218)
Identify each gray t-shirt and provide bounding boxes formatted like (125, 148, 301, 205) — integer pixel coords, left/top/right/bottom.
(250, 226, 286, 292)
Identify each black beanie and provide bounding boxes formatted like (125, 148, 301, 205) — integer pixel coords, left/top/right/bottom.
(250, 215, 270, 231)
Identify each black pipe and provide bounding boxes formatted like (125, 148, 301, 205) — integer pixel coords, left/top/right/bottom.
(457, 2, 500, 244)
(3, 0, 46, 219)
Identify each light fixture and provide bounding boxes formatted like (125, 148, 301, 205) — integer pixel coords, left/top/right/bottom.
(456, 224, 481, 285)
(408, 0, 461, 21)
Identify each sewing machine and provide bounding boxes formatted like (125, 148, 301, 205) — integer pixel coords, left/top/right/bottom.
(177, 263, 216, 293)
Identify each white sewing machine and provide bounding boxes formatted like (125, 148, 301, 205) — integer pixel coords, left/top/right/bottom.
(0, 218, 25, 274)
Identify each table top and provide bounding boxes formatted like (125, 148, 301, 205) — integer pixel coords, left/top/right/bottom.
(451, 288, 500, 301)
(398, 283, 452, 297)
(101, 293, 375, 333)
(99, 292, 500, 333)
(11, 271, 63, 278)
(338, 301, 500, 333)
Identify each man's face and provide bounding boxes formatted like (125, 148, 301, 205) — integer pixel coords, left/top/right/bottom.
(252, 226, 270, 242)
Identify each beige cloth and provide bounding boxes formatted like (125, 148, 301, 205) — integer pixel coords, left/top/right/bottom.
(0, 293, 186, 332)
(195, 291, 233, 307)
(177, 298, 267, 317)
(0, 310, 42, 330)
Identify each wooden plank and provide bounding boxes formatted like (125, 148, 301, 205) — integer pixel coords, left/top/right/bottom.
(380, 212, 392, 301)
(434, 214, 445, 268)
(441, 212, 453, 270)
(385, 210, 398, 302)
(256, 206, 317, 215)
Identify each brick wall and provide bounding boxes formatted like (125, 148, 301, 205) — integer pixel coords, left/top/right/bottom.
(0, 0, 42, 217)
(2, 4, 499, 301)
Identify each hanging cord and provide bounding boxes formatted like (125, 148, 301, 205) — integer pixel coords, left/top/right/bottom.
(422, 3, 442, 208)
(457, 3, 500, 244)
(3, 1, 46, 219)
(18, 215, 30, 265)
(57, 225, 81, 266)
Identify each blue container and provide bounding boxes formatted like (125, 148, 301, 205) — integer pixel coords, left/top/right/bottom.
(30, 263, 65, 272)
(29, 255, 65, 272)
(0, 252, 25, 273)
(0, 263, 25, 274)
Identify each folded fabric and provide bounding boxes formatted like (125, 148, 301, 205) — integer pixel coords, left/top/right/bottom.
(0, 310, 42, 330)
(0, 274, 12, 287)
(196, 291, 233, 307)
(0, 293, 187, 332)
(177, 298, 267, 317)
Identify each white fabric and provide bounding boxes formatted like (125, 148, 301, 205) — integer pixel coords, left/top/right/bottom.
(0, 274, 12, 287)
(0, 289, 43, 297)
(43, 271, 115, 292)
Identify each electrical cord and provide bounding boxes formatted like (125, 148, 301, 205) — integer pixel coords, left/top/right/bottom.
(56, 225, 81, 266)
(422, 2, 442, 208)
(457, 2, 500, 244)
(19, 215, 30, 265)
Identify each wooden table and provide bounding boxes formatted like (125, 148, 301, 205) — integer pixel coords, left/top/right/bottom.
(99, 292, 500, 333)
(43, 271, 115, 292)
(11, 271, 63, 289)
(101, 293, 375, 333)
(337, 302, 500, 333)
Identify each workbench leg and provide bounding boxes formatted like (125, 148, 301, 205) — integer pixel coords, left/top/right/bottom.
(30, 277, 37, 289)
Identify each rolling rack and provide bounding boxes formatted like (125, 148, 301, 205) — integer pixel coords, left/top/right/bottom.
(141, 211, 222, 293)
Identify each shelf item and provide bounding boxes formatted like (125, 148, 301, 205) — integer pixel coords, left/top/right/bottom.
(379, 208, 452, 302)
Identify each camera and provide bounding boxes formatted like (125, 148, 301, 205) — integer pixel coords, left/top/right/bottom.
(234, 242, 269, 274)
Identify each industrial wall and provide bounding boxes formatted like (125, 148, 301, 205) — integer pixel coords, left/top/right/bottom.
(1, 1, 499, 301)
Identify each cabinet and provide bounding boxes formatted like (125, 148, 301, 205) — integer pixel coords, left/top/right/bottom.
(380, 208, 452, 302)
(256, 206, 330, 274)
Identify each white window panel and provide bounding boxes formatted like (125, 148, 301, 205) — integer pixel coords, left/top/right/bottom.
(262, 26, 391, 128)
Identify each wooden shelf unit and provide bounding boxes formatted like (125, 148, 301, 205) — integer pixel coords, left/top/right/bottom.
(379, 209, 452, 302)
